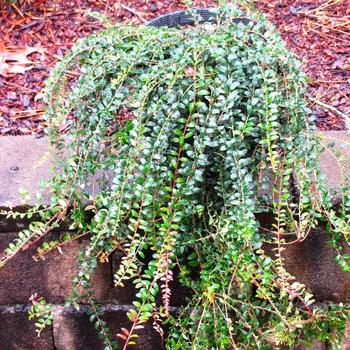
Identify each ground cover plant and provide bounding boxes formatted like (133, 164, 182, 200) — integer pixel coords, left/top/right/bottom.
(1, 4, 349, 349)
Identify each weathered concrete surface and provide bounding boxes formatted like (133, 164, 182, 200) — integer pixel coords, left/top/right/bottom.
(294, 342, 325, 350)
(0, 303, 163, 350)
(112, 252, 192, 306)
(0, 304, 54, 350)
(0, 136, 110, 210)
(0, 232, 113, 304)
(0, 136, 52, 207)
(0, 303, 336, 350)
(342, 320, 350, 350)
(0, 205, 33, 233)
(319, 131, 350, 195)
(263, 226, 350, 302)
(53, 304, 163, 350)
(0, 131, 349, 207)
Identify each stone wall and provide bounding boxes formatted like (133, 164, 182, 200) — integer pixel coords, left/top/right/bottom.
(0, 229, 165, 349)
(0, 133, 349, 349)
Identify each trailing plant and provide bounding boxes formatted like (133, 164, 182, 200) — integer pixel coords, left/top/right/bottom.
(1, 4, 349, 349)
(28, 294, 54, 337)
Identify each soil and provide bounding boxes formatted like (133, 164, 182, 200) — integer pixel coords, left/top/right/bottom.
(0, 0, 349, 136)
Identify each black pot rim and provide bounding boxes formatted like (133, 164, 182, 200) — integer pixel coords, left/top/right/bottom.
(147, 7, 255, 29)
(146, 8, 219, 28)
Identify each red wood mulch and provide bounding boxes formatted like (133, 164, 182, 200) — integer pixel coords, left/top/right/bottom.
(0, 0, 349, 136)
(254, 0, 350, 131)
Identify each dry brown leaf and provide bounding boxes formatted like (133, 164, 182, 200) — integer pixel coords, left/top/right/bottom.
(0, 42, 41, 77)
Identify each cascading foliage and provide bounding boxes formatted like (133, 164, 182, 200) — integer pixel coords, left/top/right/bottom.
(1, 4, 349, 349)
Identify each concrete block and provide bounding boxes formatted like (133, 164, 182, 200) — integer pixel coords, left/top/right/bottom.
(0, 136, 52, 207)
(342, 320, 350, 350)
(0, 131, 349, 209)
(0, 232, 113, 304)
(53, 304, 163, 350)
(0, 206, 75, 233)
(111, 251, 193, 306)
(318, 131, 350, 196)
(0, 136, 110, 211)
(263, 226, 350, 302)
(0, 304, 54, 350)
(294, 342, 326, 350)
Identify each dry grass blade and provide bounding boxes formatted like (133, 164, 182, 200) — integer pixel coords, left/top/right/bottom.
(303, 0, 350, 36)
(305, 0, 344, 14)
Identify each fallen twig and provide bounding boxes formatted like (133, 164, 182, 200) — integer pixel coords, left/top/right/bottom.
(2, 80, 38, 93)
(309, 97, 350, 130)
(314, 80, 349, 84)
(11, 109, 44, 119)
(11, 3, 24, 17)
(120, 4, 147, 23)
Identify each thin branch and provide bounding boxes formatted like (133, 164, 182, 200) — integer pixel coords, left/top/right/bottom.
(309, 97, 350, 130)
(120, 4, 147, 23)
